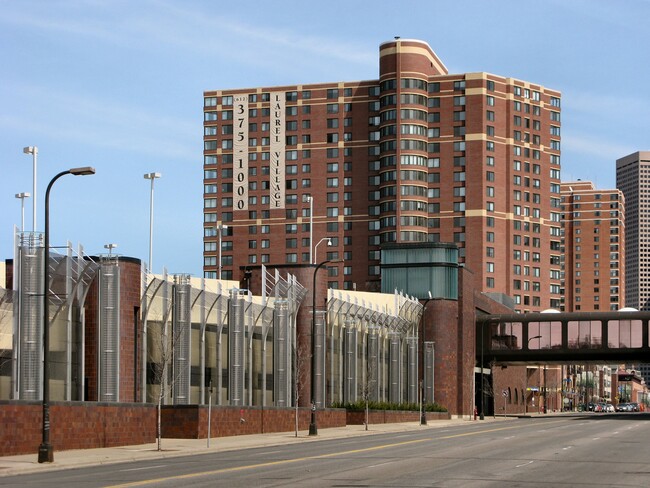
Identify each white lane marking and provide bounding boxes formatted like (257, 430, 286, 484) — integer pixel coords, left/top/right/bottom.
(120, 465, 168, 472)
(562, 446, 572, 450)
(516, 461, 534, 468)
(368, 460, 399, 469)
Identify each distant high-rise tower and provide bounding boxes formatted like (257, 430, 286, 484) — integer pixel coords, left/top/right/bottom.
(561, 181, 625, 311)
(616, 151, 650, 310)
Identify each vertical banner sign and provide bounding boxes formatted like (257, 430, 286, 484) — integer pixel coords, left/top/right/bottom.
(269, 92, 285, 209)
(233, 94, 249, 210)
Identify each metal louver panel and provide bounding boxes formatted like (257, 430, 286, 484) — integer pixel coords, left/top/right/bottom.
(229, 290, 246, 406)
(173, 276, 191, 405)
(313, 310, 326, 407)
(98, 262, 120, 401)
(367, 331, 379, 402)
(17, 239, 44, 400)
(273, 300, 290, 407)
(343, 320, 357, 403)
(407, 336, 418, 403)
(424, 341, 435, 403)
(389, 335, 401, 403)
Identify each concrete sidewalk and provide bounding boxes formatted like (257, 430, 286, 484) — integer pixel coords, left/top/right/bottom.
(0, 417, 500, 477)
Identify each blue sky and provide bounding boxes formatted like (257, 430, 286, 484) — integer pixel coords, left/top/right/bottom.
(1, 0, 649, 277)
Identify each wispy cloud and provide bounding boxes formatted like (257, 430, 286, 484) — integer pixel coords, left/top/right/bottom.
(562, 133, 636, 161)
(563, 89, 650, 119)
(0, 81, 197, 160)
(0, 0, 377, 69)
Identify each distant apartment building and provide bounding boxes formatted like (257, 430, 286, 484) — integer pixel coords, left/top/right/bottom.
(561, 181, 625, 311)
(616, 151, 650, 310)
(203, 38, 563, 311)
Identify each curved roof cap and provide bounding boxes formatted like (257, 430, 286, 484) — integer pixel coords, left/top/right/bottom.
(379, 38, 448, 76)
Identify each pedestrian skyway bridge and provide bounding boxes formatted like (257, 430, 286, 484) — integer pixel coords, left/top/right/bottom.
(477, 310, 650, 364)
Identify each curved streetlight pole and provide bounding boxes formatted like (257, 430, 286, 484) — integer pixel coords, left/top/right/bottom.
(309, 259, 331, 436)
(39, 166, 95, 463)
(313, 237, 332, 265)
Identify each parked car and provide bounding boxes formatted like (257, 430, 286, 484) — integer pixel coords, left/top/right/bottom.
(587, 402, 596, 411)
(594, 403, 605, 412)
(629, 402, 640, 412)
(616, 403, 631, 412)
(604, 403, 615, 412)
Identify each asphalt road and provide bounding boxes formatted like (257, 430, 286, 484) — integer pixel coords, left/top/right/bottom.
(3, 413, 650, 487)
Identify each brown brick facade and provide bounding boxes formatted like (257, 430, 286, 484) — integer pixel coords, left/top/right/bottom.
(0, 401, 156, 456)
(84, 257, 143, 402)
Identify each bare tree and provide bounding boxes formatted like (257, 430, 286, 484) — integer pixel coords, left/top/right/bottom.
(576, 374, 596, 406)
(361, 356, 376, 431)
(149, 319, 187, 451)
(292, 341, 311, 437)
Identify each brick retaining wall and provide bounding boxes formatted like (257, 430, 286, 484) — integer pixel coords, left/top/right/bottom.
(0, 403, 442, 457)
(0, 402, 346, 456)
(0, 401, 155, 456)
(162, 406, 347, 438)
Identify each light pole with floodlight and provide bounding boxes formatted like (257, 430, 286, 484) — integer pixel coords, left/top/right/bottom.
(104, 243, 118, 256)
(39, 166, 95, 464)
(23, 146, 38, 232)
(143, 172, 161, 273)
(15, 192, 30, 232)
(306, 195, 314, 264)
(217, 223, 228, 279)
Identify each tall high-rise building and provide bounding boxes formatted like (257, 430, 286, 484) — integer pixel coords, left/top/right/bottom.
(561, 181, 625, 311)
(203, 39, 562, 312)
(616, 151, 650, 310)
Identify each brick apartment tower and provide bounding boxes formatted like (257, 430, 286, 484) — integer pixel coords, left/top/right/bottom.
(561, 181, 625, 311)
(616, 151, 650, 311)
(203, 39, 562, 312)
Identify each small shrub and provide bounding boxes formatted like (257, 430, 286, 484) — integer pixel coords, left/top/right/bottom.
(330, 400, 447, 413)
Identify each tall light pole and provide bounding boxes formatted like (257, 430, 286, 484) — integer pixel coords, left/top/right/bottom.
(420, 291, 433, 425)
(23, 146, 38, 232)
(313, 237, 332, 264)
(143, 172, 161, 273)
(217, 223, 228, 278)
(40, 166, 95, 463)
(15, 192, 30, 232)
